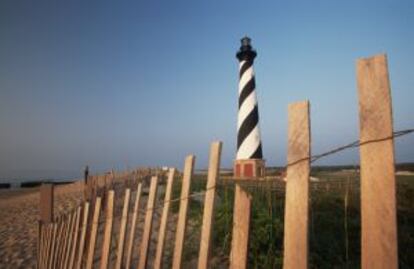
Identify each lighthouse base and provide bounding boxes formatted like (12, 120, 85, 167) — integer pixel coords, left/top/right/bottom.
(233, 159, 265, 179)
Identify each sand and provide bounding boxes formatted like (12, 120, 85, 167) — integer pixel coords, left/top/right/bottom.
(0, 178, 215, 268)
(0, 182, 83, 268)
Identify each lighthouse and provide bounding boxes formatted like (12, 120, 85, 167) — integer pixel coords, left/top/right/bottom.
(234, 37, 265, 178)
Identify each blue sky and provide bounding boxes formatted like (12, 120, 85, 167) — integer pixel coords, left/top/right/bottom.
(1, 1, 413, 179)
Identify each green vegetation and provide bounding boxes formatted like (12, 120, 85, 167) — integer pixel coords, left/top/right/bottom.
(166, 173, 414, 269)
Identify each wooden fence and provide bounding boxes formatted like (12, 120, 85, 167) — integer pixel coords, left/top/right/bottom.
(37, 54, 399, 268)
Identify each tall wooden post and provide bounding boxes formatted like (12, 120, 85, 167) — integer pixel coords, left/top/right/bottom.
(125, 183, 143, 269)
(138, 176, 159, 269)
(283, 101, 311, 269)
(229, 184, 252, 269)
(357, 54, 398, 269)
(100, 190, 115, 269)
(172, 155, 195, 269)
(75, 202, 89, 269)
(86, 197, 101, 269)
(40, 183, 54, 223)
(198, 141, 222, 269)
(115, 188, 131, 269)
(154, 168, 176, 269)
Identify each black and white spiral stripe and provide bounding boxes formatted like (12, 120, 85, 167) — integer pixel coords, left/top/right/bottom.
(237, 59, 263, 160)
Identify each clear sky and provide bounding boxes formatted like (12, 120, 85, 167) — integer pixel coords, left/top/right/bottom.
(1, 0, 413, 179)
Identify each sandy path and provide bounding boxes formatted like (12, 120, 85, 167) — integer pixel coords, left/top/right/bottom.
(0, 179, 204, 268)
(0, 183, 83, 269)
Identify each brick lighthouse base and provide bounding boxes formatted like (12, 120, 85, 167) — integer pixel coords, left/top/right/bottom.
(233, 159, 265, 179)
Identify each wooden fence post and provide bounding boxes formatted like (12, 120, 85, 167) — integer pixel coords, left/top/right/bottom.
(357, 54, 398, 269)
(52, 217, 64, 269)
(41, 224, 51, 269)
(61, 217, 69, 269)
(40, 183, 54, 223)
(283, 100, 311, 269)
(48, 223, 57, 269)
(37, 221, 42, 269)
(154, 168, 176, 269)
(38, 224, 44, 269)
(48, 225, 54, 268)
(100, 190, 115, 269)
(63, 209, 78, 269)
(115, 188, 131, 269)
(125, 182, 143, 268)
(229, 184, 252, 269)
(86, 197, 102, 269)
(39, 183, 55, 267)
(138, 176, 159, 269)
(58, 213, 72, 269)
(68, 206, 82, 269)
(198, 141, 222, 269)
(76, 202, 90, 269)
(172, 155, 195, 269)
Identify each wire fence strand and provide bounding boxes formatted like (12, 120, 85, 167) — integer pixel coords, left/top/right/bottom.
(49, 128, 414, 224)
(136, 128, 414, 214)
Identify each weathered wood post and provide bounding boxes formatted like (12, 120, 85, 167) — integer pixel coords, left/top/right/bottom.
(125, 183, 143, 268)
(198, 141, 222, 269)
(172, 155, 195, 269)
(40, 183, 54, 223)
(58, 213, 72, 269)
(115, 188, 131, 269)
(75, 202, 89, 269)
(48, 223, 57, 269)
(86, 197, 102, 269)
(63, 208, 79, 269)
(229, 184, 252, 269)
(100, 190, 114, 269)
(41, 224, 52, 269)
(39, 182, 54, 269)
(356, 54, 398, 269)
(52, 217, 65, 268)
(138, 176, 159, 269)
(154, 168, 176, 269)
(283, 100, 311, 269)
